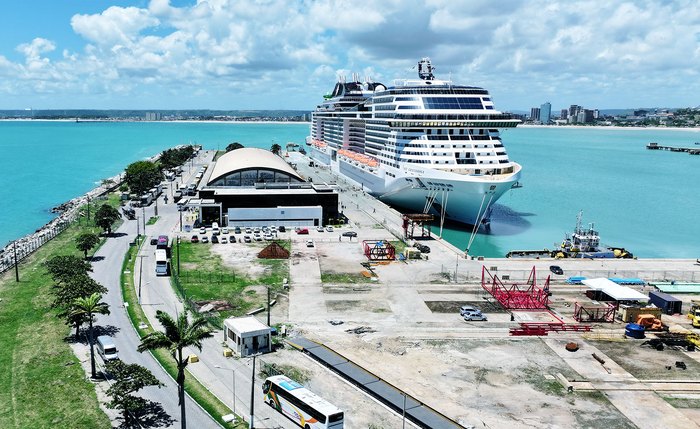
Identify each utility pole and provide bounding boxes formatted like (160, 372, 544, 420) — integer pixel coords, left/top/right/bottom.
(249, 354, 257, 429)
(266, 286, 271, 327)
(13, 240, 19, 282)
(154, 195, 158, 216)
(179, 210, 183, 232)
(142, 207, 146, 238)
(402, 393, 407, 429)
(86, 195, 91, 222)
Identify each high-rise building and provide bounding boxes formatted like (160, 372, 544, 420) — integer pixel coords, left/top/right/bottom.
(569, 105, 581, 118)
(593, 109, 599, 119)
(530, 107, 540, 121)
(560, 109, 568, 119)
(540, 102, 551, 124)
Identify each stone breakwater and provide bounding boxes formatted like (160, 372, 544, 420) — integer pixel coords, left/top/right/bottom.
(0, 172, 124, 274)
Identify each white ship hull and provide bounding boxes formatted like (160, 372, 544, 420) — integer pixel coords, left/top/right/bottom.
(311, 146, 520, 225)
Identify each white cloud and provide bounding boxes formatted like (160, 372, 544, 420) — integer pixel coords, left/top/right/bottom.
(0, 0, 699, 109)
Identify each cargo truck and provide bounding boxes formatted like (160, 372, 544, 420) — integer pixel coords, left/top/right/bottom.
(689, 300, 700, 328)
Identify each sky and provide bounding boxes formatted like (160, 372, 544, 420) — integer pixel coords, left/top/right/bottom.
(1, 0, 699, 112)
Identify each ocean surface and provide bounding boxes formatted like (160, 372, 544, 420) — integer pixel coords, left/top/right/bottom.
(1, 121, 699, 258)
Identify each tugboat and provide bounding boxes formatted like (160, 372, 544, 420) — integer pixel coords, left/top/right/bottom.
(554, 211, 633, 259)
(506, 211, 633, 259)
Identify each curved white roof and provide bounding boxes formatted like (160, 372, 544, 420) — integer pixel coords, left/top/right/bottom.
(208, 148, 302, 185)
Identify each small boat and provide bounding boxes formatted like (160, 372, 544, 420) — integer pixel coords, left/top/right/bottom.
(553, 211, 633, 259)
(506, 211, 633, 259)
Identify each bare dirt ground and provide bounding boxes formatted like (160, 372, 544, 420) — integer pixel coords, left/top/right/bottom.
(211, 238, 278, 279)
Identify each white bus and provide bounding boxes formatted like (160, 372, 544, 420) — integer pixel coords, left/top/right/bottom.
(155, 249, 169, 276)
(262, 375, 343, 429)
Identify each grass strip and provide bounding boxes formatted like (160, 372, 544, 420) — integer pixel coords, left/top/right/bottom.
(120, 240, 240, 428)
(146, 216, 159, 225)
(0, 214, 117, 428)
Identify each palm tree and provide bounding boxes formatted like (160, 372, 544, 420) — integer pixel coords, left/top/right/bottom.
(270, 143, 282, 155)
(137, 310, 212, 429)
(70, 293, 110, 379)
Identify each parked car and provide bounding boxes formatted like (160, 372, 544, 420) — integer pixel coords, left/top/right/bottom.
(229, 236, 236, 243)
(201, 236, 209, 243)
(459, 305, 481, 316)
(306, 239, 314, 247)
(326, 226, 334, 232)
(150, 237, 158, 245)
(278, 226, 286, 232)
(254, 234, 263, 241)
(234, 227, 241, 234)
(190, 235, 199, 243)
(463, 313, 488, 321)
(341, 231, 357, 237)
(263, 233, 274, 241)
(296, 228, 309, 235)
(243, 235, 252, 243)
(222, 227, 229, 234)
(199, 227, 206, 234)
(220, 237, 228, 244)
(245, 227, 252, 234)
(317, 226, 325, 232)
(211, 235, 219, 244)
(550, 265, 564, 275)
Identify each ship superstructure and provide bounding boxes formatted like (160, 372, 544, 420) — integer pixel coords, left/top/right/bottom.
(307, 58, 522, 228)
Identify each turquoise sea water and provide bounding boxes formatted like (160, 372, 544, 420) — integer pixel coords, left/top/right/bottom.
(1, 121, 699, 257)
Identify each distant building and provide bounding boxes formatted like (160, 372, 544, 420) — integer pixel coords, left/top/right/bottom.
(540, 102, 551, 124)
(530, 107, 540, 122)
(593, 109, 599, 119)
(145, 112, 162, 121)
(634, 109, 648, 117)
(577, 109, 595, 124)
(560, 109, 568, 120)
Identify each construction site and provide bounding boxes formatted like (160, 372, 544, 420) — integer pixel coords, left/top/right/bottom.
(247, 154, 700, 429)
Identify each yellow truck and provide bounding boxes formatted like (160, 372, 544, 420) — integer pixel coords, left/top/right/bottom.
(689, 300, 700, 328)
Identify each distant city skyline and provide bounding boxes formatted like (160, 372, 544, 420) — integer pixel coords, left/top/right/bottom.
(1, 0, 698, 111)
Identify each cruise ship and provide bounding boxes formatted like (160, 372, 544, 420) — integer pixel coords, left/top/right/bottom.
(307, 58, 522, 227)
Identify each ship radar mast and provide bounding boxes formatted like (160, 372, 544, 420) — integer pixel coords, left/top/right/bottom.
(417, 57, 435, 80)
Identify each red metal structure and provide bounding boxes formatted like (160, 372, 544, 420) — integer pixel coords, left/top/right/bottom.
(362, 240, 396, 261)
(481, 266, 550, 310)
(573, 302, 617, 323)
(510, 323, 592, 336)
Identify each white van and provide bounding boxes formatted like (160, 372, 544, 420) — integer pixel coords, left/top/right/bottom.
(96, 336, 119, 362)
(211, 222, 220, 235)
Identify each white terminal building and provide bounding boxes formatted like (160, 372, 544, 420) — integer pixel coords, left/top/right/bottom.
(190, 148, 339, 227)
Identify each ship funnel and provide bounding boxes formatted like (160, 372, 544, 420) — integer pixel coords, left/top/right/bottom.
(418, 57, 435, 80)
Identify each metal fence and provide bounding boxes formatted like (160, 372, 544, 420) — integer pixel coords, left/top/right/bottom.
(440, 267, 700, 283)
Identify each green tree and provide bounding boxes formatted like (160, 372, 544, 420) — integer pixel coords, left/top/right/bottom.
(45, 255, 92, 286)
(105, 360, 163, 426)
(225, 142, 244, 152)
(75, 232, 100, 259)
(46, 255, 108, 336)
(270, 143, 281, 155)
(124, 160, 162, 196)
(137, 310, 212, 429)
(70, 293, 110, 379)
(94, 204, 121, 235)
(160, 146, 195, 170)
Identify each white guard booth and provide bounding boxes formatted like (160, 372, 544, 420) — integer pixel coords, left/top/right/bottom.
(223, 316, 272, 357)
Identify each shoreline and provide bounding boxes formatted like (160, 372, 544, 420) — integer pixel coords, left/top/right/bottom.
(519, 124, 700, 132)
(0, 118, 310, 125)
(4, 118, 700, 131)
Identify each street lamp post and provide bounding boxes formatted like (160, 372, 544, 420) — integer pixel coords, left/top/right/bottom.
(137, 254, 147, 304)
(142, 207, 146, 237)
(214, 365, 236, 416)
(402, 393, 407, 429)
(176, 236, 181, 274)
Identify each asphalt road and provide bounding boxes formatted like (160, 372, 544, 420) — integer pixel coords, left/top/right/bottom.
(88, 154, 219, 428)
